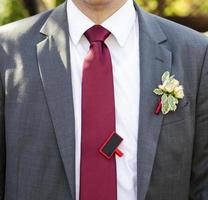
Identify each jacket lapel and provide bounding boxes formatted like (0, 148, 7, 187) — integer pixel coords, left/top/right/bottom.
(36, 3, 76, 200)
(134, 4, 172, 200)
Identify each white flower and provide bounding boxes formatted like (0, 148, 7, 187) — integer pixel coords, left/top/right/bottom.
(171, 79, 180, 88)
(153, 71, 185, 115)
(159, 78, 179, 93)
(174, 85, 184, 99)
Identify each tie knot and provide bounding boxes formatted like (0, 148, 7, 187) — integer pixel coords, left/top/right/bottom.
(84, 25, 111, 44)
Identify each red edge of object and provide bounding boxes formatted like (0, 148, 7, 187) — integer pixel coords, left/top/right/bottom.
(99, 131, 123, 160)
(115, 148, 123, 157)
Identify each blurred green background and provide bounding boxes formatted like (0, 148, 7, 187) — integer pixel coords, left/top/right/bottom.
(0, 0, 208, 33)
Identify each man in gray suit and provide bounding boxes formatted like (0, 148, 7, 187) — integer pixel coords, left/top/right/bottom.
(0, 0, 208, 199)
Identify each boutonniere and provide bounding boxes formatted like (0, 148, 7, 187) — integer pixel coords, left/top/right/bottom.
(153, 71, 184, 115)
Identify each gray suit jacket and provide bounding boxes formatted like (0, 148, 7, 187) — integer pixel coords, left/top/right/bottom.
(0, 1, 208, 200)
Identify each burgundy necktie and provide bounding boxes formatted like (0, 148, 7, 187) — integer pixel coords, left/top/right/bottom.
(80, 25, 117, 200)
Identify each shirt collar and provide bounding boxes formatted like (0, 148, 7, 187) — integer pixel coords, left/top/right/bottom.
(67, 0, 137, 47)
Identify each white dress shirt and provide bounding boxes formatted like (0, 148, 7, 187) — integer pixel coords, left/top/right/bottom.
(67, 0, 140, 199)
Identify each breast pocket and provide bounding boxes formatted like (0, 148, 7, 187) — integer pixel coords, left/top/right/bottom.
(162, 97, 191, 126)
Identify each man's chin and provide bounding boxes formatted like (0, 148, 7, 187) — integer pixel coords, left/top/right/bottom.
(73, 0, 119, 7)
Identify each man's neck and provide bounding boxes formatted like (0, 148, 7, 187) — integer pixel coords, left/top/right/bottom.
(72, 0, 128, 24)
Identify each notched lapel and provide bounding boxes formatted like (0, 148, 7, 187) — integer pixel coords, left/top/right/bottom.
(135, 3, 172, 200)
(36, 3, 76, 200)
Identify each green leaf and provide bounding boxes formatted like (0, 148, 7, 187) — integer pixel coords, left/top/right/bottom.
(162, 71, 170, 83)
(173, 104, 177, 111)
(168, 94, 176, 111)
(169, 75, 175, 82)
(162, 100, 170, 114)
(173, 97, 179, 104)
(161, 93, 168, 104)
(153, 88, 163, 95)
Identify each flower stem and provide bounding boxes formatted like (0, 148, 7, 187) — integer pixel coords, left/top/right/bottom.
(155, 99, 162, 115)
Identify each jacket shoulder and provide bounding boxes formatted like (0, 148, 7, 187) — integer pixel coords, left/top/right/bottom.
(153, 14, 208, 48)
(0, 9, 52, 44)
(0, 10, 53, 72)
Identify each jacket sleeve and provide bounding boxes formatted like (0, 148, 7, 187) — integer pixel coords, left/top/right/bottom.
(189, 45, 208, 199)
(0, 46, 5, 200)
